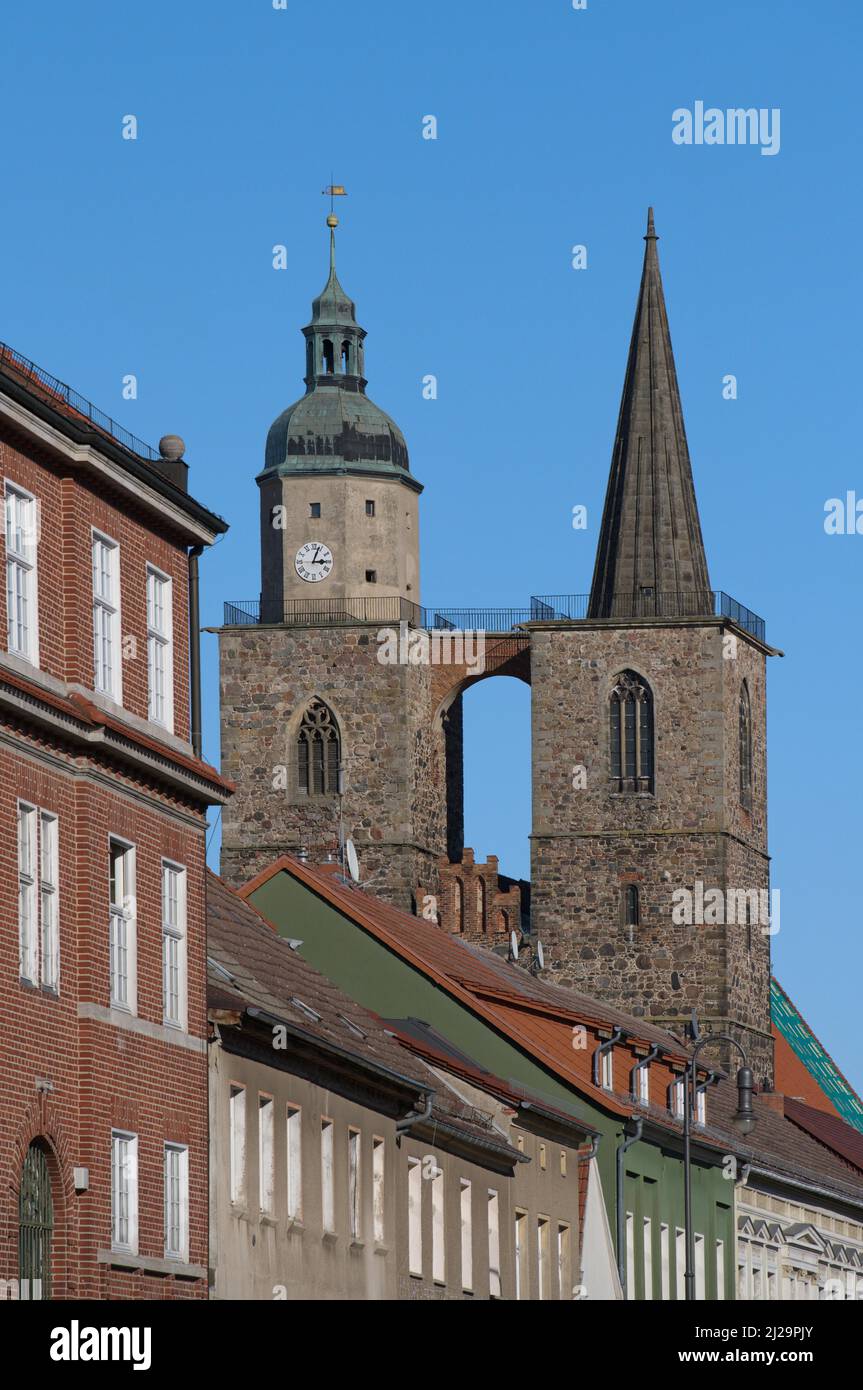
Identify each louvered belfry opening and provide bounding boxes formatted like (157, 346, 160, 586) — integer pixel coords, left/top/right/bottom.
(297, 699, 341, 796)
(610, 670, 654, 793)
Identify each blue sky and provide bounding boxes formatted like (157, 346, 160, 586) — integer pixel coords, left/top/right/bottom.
(2, 0, 861, 1086)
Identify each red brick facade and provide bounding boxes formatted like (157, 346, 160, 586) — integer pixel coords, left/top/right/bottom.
(0, 357, 228, 1299)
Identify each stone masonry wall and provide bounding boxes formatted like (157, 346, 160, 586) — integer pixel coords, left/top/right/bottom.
(529, 619, 773, 1085)
(219, 623, 448, 908)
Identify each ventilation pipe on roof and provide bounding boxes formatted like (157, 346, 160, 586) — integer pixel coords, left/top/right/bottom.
(616, 1116, 644, 1295)
(396, 1091, 434, 1137)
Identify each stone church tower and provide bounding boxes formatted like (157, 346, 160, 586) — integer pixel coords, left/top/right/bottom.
(529, 209, 775, 1085)
(220, 208, 775, 1085)
(220, 216, 452, 905)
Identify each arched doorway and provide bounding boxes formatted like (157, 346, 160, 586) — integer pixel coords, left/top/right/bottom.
(19, 1141, 54, 1299)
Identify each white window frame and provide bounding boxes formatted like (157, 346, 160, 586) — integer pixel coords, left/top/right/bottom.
(461, 1180, 473, 1293)
(372, 1137, 385, 1244)
(146, 565, 174, 730)
(660, 1222, 671, 1299)
(111, 1130, 139, 1254)
(431, 1166, 445, 1284)
(5, 480, 39, 664)
(626, 1211, 636, 1300)
(109, 837, 137, 1013)
(92, 530, 122, 701)
(17, 802, 59, 990)
(643, 1215, 653, 1299)
(408, 1156, 422, 1276)
(671, 1078, 685, 1118)
(229, 1085, 246, 1204)
(259, 1095, 274, 1214)
(514, 1207, 527, 1300)
(348, 1127, 361, 1240)
(537, 1214, 551, 1301)
(488, 1189, 501, 1298)
(164, 1142, 189, 1261)
(557, 1222, 571, 1301)
(287, 1105, 303, 1221)
(636, 1062, 650, 1105)
(161, 860, 187, 1030)
(17, 801, 38, 982)
(39, 811, 59, 991)
(321, 1118, 335, 1233)
(601, 1049, 614, 1091)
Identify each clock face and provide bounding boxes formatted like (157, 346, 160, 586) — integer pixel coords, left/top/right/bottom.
(295, 540, 334, 583)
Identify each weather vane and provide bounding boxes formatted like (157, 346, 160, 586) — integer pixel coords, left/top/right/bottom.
(322, 182, 347, 226)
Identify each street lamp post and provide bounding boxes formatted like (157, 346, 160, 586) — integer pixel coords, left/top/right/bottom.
(683, 1030, 756, 1302)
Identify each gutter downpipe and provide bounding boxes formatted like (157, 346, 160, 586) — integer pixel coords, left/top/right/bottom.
(189, 545, 204, 759)
(396, 1091, 434, 1136)
(616, 1116, 643, 1295)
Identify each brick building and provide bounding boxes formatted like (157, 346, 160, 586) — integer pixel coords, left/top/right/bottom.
(0, 341, 229, 1299)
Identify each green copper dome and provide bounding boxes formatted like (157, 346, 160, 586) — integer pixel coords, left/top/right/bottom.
(262, 221, 417, 487)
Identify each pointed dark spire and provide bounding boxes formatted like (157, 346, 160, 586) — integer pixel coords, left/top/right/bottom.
(588, 209, 711, 620)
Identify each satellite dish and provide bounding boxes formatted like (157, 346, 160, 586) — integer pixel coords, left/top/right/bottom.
(536, 940, 545, 971)
(345, 838, 360, 883)
(510, 930, 519, 961)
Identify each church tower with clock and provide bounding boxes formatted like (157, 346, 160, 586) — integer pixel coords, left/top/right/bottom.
(220, 207, 776, 1087)
(257, 213, 422, 615)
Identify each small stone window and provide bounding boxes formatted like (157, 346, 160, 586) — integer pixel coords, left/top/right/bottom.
(309, 502, 321, 519)
(365, 569, 377, 584)
(624, 884, 640, 936)
(297, 700, 340, 797)
(365, 500, 375, 517)
(610, 670, 654, 793)
(739, 680, 753, 810)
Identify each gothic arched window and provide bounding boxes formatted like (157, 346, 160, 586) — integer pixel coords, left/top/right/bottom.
(453, 879, 464, 933)
(340, 340, 351, 373)
(321, 339, 334, 375)
(477, 877, 486, 933)
(297, 700, 340, 797)
(739, 681, 753, 809)
(624, 885, 640, 939)
(610, 670, 654, 792)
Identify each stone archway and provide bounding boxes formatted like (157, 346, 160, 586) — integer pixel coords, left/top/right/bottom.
(418, 632, 531, 934)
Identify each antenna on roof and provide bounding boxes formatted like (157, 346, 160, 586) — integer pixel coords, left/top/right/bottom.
(509, 930, 519, 962)
(345, 838, 360, 884)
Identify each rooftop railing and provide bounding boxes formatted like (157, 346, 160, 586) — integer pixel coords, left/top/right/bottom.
(225, 590, 766, 642)
(0, 340, 160, 461)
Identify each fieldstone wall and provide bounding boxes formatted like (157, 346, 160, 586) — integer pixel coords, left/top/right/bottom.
(529, 619, 773, 1085)
(219, 622, 448, 907)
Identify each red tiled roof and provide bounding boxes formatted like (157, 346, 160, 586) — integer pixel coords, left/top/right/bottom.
(239, 855, 716, 1137)
(782, 1097, 863, 1176)
(239, 854, 863, 1208)
(773, 1027, 841, 1119)
(207, 871, 517, 1157)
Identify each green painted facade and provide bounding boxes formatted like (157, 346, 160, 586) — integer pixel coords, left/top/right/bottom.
(247, 868, 736, 1299)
